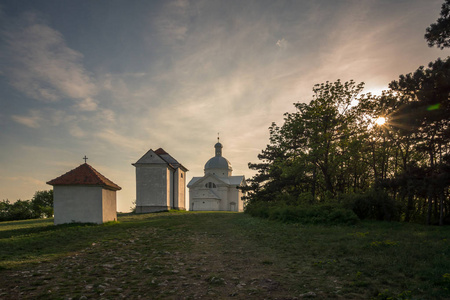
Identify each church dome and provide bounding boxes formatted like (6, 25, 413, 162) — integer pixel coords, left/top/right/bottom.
(205, 156, 232, 171)
(204, 140, 233, 176)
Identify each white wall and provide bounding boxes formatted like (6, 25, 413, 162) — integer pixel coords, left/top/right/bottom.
(102, 189, 117, 222)
(174, 169, 186, 210)
(167, 168, 173, 208)
(54, 186, 103, 225)
(189, 178, 244, 212)
(135, 165, 169, 211)
(191, 199, 220, 211)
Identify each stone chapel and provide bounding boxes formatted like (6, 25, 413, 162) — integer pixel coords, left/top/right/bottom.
(187, 140, 246, 211)
(133, 148, 188, 213)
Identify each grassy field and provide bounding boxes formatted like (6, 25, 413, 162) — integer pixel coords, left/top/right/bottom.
(0, 211, 449, 299)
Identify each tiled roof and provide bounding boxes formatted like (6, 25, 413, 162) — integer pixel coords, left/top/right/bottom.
(154, 148, 168, 155)
(152, 148, 188, 171)
(47, 163, 121, 191)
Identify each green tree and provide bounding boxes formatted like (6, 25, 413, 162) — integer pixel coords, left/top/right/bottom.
(0, 190, 53, 221)
(31, 190, 53, 218)
(242, 122, 288, 204)
(425, 0, 450, 49)
(243, 80, 366, 205)
(283, 80, 365, 199)
(389, 57, 450, 225)
(8, 200, 36, 220)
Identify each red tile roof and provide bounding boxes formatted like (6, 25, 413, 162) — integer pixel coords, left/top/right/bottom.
(47, 163, 121, 191)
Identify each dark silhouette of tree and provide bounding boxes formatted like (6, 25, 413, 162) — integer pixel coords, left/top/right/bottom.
(244, 3, 450, 225)
(389, 58, 450, 224)
(425, 0, 450, 49)
(244, 60, 450, 224)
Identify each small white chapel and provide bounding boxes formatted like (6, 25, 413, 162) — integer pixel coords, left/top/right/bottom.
(187, 139, 246, 211)
(47, 159, 121, 225)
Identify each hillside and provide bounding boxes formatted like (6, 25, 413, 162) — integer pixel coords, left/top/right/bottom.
(0, 212, 449, 299)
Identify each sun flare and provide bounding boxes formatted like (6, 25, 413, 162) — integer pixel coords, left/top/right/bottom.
(375, 117, 386, 126)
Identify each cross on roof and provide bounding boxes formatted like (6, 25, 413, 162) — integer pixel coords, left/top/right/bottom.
(83, 156, 88, 163)
(217, 132, 220, 142)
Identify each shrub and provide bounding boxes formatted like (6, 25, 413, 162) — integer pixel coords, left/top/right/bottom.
(341, 189, 400, 221)
(0, 190, 54, 222)
(245, 201, 359, 225)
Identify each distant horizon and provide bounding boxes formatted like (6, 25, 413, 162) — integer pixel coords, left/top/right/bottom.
(1, 0, 449, 212)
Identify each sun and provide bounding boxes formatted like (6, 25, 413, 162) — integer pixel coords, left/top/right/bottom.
(375, 117, 386, 126)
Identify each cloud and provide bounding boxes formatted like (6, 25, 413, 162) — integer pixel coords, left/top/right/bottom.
(11, 108, 88, 138)
(11, 110, 42, 128)
(0, 175, 44, 186)
(1, 12, 97, 104)
(276, 38, 288, 49)
(95, 129, 147, 152)
(75, 97, 98, 111)
(69, 125, 85, 138)
(152, 0, 192, 44)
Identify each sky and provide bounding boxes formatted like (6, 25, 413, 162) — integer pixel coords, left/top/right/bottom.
(1, 0, 449, 212)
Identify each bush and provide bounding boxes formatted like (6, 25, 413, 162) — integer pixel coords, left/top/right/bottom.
(31, 190, 53, 218)
(0, 190, 53, 222)
(245, 201, 359, 225)
(0, 199, 37, 221)
(341, 189, 400, 221)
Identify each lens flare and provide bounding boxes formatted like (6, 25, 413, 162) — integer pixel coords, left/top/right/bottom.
(427, 103, 440, 111)
(375, 117, 386, 126)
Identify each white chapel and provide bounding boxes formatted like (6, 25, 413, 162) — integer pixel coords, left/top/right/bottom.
(187, 140, 246, 211)
(133, 148, 188, 213)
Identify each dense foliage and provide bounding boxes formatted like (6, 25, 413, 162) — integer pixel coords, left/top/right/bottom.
(243, 58, 450, 225)
(245, 202, 359, 225)
(425, 0, 450, 49)
(243, 2, 450, 225)
(0, 190, 53, 222)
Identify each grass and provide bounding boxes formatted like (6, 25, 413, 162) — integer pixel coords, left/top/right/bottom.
(0, 211, 449, 299)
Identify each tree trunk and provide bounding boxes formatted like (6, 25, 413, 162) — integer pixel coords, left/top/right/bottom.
(439, 189, 444, 226)
(405, 192, 413, 222)
(311, 163, 317, 203)
(427, 148, 435, 225)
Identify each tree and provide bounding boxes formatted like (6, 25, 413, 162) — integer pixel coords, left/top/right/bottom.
(284, 80, 365, 199)
(425, 0, 450, 49)
(245, 58, 449, 225)
(7, 200, 36, 221)
(31, 190, 53, 218)
(243, 80, 366, 205)
(389, 57, 450, 224)
(241, 122, 289, 204)
(0, 190, 53, 221)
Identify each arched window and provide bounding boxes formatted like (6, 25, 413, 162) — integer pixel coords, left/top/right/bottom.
(205, 182, 216, 188)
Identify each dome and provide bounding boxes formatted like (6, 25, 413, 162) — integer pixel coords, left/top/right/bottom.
(204, 139, 233, 176)
(204, 156, 232, 171)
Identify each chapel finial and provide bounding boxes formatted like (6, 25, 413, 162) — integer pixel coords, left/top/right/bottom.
(83, 155, 88, 163)
(214, 134, 222, 157)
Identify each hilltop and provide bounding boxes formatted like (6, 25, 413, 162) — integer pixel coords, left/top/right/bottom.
(1, 212, 449, 299)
